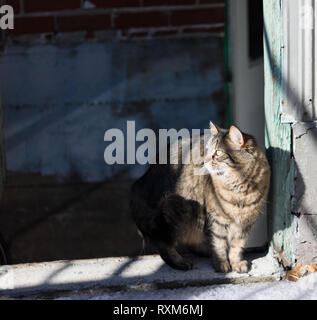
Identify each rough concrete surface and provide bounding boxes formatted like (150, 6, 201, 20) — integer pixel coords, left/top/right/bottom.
(295, 215, 317, 264)
(0, 251, 284, 299)
(293, 122, 317, 215)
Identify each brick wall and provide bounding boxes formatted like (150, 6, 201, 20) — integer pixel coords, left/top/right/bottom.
(5, 0, 225, 40)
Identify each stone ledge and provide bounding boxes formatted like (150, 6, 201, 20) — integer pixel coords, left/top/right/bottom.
(0, 252, 284, 299)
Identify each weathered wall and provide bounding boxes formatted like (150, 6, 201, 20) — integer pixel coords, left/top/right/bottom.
(0, 37, 225, 182)
(1, 0, 226, 183)
(292, 122, 317, 264)
(264, 0, 317, 266)
(279, 0, 317, 265)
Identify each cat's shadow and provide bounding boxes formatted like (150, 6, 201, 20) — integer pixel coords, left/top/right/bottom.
(266, 146, 305, 260)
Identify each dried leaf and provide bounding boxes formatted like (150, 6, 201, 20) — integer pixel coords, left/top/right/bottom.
(286, 264, 317, 282)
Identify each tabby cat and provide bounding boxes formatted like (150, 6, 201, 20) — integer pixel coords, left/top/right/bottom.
(130, 122, 270, 273)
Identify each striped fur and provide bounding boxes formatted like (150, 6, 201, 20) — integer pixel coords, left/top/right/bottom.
(130, 123, 270, 273)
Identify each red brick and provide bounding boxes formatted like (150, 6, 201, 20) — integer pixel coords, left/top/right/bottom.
(57, 14, 111, 32)
(153, 29, 178, 36)
(86, 0, 140, 8)
(143, 0, 195, 6)
(10, 16, 55, 34)
(115, 11, 169, 28)
(170, 7, 225, 26)
(5, 0, 20, 14)
(24, 0, 81, 13)
(85, 30, 95, 39)
(199, 0, 225, 4)
(129, 31, 148, 38)
(183, 25, 224, 34)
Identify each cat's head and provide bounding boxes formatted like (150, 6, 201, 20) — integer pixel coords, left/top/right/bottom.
(203, 122, 259, 181)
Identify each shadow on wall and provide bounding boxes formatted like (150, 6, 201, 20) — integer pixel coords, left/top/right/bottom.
(1, 38, 225, 183)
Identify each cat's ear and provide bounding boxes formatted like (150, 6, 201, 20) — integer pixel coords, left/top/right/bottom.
(228, 126, 245, 148)
(209, 121, 219, 136)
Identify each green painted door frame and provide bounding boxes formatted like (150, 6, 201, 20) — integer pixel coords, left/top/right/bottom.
(263, 0, 295, 265)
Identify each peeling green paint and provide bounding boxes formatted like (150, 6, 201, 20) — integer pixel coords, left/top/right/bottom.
(263, 0, 295, 264)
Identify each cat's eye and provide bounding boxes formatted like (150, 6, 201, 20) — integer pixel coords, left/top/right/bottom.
(215, 150, 224, 157)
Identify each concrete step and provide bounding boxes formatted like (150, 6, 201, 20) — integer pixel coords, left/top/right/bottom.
(0, 252, 284, 299)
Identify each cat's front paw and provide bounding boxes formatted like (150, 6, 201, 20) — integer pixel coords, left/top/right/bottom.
(214, 260, 231, 273)
(231, 260, 249, 273)
(179, 259, 194, 271)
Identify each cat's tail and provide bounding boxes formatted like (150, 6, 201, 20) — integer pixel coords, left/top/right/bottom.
(129, 184, 177, 251)
(136, 228, 146, 256)
(130, 195, 161, 242)
(129, 180, 155, 253)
